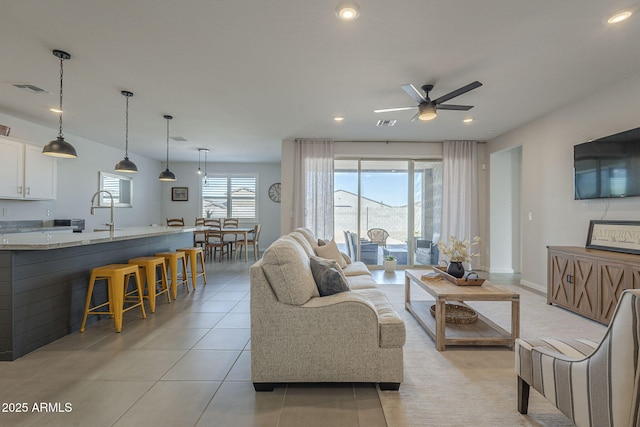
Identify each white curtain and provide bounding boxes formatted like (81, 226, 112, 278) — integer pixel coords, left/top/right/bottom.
(292, 139, 334, 240)
(441, 140, 480, 268)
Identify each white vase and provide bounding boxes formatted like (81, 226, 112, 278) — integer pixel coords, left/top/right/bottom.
(383, 259, 397, 273)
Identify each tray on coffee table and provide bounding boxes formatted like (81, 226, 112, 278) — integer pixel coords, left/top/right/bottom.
(434, 266, 485, 286)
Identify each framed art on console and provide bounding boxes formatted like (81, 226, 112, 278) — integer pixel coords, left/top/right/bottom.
(586, 220, 640, 255)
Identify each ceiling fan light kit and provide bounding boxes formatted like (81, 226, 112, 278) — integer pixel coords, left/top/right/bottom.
(42, 49, 78, 158)
(418, 103, 437, 121)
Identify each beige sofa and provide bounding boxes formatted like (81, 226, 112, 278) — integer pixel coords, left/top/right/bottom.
(250, 227, 405, 391)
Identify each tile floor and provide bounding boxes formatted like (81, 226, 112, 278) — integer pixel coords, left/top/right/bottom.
(0, 260, 386, 427)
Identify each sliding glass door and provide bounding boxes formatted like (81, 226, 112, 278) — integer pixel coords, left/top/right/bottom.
(334, 158, 441, 268)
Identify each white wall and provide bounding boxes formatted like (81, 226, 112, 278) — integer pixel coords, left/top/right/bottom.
(487, 70, 640, 290)
(0, 112, 163, 230)
(489, 146, 522, 273)
(161, 161, 282, 248)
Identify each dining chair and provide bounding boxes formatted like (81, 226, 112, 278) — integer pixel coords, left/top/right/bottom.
(194, 217, 206, 247)
(223, 217, 240, 255)
(235, 224, 261, 261)
(204, 219, 229, 261)
(166, 217, 185, 227)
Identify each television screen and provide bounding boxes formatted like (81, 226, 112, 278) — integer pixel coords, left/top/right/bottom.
(574, 126, 640, 200)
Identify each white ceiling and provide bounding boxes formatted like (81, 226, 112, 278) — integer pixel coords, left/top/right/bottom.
(1, 1, 639, 163)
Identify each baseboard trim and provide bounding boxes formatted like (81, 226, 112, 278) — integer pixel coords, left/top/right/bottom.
(520, 279, 546, 294)
(488, 267, 515, 274)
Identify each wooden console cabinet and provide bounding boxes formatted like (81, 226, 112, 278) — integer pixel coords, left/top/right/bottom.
(548, 246, 640, 324)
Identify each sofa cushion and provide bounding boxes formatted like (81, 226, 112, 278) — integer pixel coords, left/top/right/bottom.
(314, 239, 347, 268)
(289, 231, 316, 257)
(354, 288, 406, 348)
(293, 227, 319, 249)
(342, 261, 371, 276)
(310, 256, 350, 296)
(261, 238, 319, 305)
(346, 274, 379, 290)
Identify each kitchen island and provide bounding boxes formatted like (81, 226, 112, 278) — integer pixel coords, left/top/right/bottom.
(0, 226, 194, 360)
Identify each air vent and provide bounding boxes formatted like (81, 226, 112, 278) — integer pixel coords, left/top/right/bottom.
(13, 84, 49, 94)
(170, 136, 188, 142)
(376, 119, 397, 127)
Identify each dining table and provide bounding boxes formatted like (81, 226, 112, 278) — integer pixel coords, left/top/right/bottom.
(220, 227, 255, 261)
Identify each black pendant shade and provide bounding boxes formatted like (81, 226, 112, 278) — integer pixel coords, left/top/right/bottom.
(158, 168, 177, 181)
(115, 156, 138, 173)
(43, 136, 78, 158)
(43, 49, 78, 158)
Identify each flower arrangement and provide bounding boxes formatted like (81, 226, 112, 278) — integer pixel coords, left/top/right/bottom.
(437, 236, 481, 263)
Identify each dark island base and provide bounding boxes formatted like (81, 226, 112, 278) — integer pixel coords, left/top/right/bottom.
(0, 232, 193, 361)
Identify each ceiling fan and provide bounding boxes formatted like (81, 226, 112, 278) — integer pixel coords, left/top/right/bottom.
(374, 81, 482, 121)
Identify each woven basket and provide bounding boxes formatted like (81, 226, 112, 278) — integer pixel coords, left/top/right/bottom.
(429, 303, 478, 324)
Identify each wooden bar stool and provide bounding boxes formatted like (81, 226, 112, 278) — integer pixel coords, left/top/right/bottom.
(177, 247, 207, 289)
(154, 251, 190, 299)
(128, 256, 171, 313)
(80, 264, 146, 333)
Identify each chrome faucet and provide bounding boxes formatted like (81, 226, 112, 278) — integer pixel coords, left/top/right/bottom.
(90, 190, 115, 235)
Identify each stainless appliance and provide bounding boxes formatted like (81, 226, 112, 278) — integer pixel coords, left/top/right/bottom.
(53, 219, 85, 233)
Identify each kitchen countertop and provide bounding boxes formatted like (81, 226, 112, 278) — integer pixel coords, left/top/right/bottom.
(0, 226, 195, 250)
(0, 226, 75, 234)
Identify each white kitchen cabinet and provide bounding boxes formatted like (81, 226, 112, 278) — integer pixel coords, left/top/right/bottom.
(23, 143, 57, 199)
(0, 136, 57, 200)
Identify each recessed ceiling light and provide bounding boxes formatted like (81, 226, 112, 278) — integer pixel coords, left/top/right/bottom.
(608, 10, 633, 24)
(336, 3, 359, 21)
(49, 107, 63, 113)
(463, 117, 474, 123)
(333, 116, 345, 122)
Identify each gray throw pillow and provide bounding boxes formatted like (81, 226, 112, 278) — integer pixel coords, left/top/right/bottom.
(310, 256, 350, 297)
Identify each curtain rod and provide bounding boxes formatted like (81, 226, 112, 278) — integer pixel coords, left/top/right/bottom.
(332, 139, 486, 144)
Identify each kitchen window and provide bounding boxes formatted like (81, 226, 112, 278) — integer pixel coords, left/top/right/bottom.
(202, 174, 257, 219)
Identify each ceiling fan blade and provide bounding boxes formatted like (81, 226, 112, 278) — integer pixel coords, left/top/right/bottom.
(436, 104, 474, 111)
(401, 84, 426, 104)
(374, 106, 416, 113)
(434, 81, 482, 105)
(410, 112, 420, 122)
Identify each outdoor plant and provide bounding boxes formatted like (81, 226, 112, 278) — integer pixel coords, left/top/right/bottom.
(437, 236, 481, 263)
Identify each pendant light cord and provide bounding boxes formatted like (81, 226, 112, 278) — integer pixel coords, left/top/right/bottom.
(124, 95, 130, 157)
(58, 56, 64, 138)
(165, 117, 170, 168)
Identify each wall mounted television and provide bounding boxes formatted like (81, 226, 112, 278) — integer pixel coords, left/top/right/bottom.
(574, 126, 640, 200)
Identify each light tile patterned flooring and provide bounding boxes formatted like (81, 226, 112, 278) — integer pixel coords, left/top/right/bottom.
(0, 260, 386, 427)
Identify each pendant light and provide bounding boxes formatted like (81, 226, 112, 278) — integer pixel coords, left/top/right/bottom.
(43, 50, 78, 158)
(197, 148, 209, 175)
(114, 91, 138, 173)
(203, 148, 209, 185)
(158, 115, 177, 181)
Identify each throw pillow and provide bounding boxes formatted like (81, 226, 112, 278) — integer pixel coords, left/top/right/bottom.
(310, 256, 350, 297)
(317, 238, 329, 247)
(314, 239, 348, 268)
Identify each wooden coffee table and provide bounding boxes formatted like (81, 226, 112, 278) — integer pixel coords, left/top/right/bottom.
(405, 269, 520, 351)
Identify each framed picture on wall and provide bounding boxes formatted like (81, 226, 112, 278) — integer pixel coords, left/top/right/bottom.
(171, 187, 188, 202)
(586, 220, 640, 255)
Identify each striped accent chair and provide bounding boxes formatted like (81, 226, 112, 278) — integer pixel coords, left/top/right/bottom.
(515, 289, 640, 426)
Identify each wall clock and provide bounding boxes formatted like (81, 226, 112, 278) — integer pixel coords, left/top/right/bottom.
(268, 182, 281, 203)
